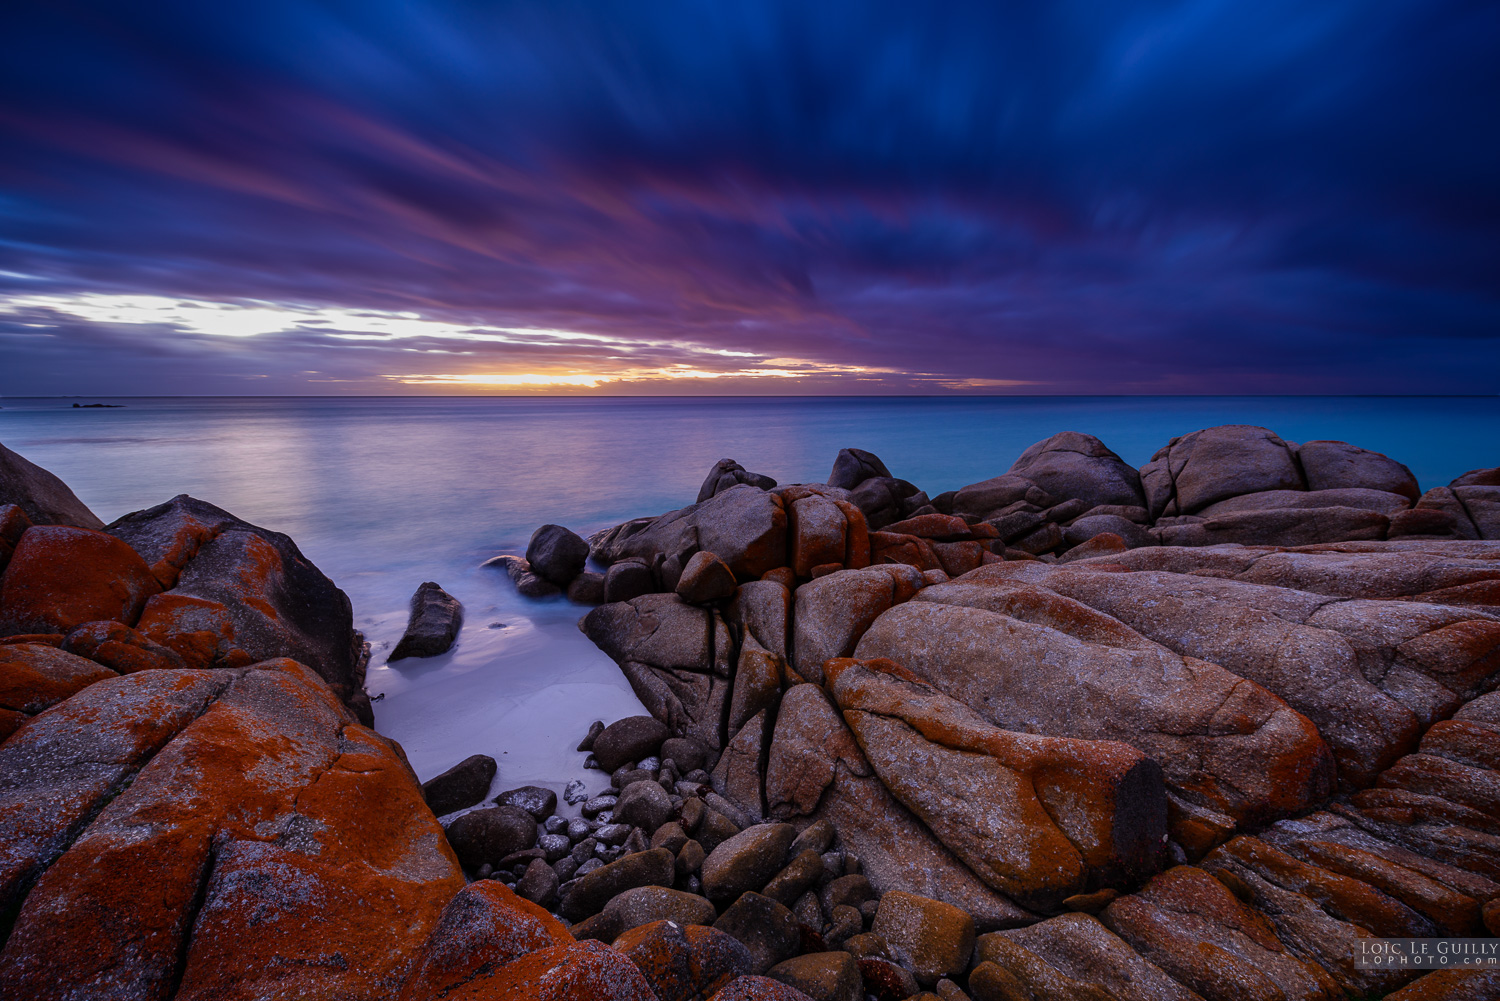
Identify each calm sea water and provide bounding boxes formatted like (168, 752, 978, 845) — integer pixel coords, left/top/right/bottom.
(2, 396, 1496, 798)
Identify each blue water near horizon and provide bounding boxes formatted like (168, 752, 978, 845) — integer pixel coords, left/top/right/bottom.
(3, 395, 1497, 798)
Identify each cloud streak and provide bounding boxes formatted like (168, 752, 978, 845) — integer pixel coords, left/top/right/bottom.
(0, 1, 1496, 394)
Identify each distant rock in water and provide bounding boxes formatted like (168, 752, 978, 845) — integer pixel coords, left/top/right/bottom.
(389, 581, 463, 660)
(0, 440, 106, 529)
(71, 403, 124, 408)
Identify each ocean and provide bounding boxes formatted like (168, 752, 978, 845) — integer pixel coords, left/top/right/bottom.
(3, 395, 1497, 802)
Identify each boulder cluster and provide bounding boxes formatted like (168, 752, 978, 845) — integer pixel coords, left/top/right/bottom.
(2, 425, 1499, 1001)
(483, 425, 1500, 1000)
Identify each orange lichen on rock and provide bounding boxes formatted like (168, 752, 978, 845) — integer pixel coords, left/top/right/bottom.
(0, 525, 160, 635)
(61, 619, 189, 674)
(134, 592, 251, 670)
(0, 642, 117, 714)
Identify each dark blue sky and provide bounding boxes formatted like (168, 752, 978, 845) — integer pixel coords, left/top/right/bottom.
(1, 1, 1497, 395)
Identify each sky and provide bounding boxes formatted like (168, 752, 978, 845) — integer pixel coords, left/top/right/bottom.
(1, 1, 1497, 396)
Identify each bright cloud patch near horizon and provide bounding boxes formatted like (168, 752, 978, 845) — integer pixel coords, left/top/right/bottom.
(1, 291, 964, 392)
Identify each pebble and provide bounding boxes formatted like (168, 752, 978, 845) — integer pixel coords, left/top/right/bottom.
(544, 815, 569, 835)
(538, 833, 571, 861)
(637, 756, 660, 772)
(595, 822, 632, 846)
(563, 779, 589, 805)
(575, 858, 604, 877)
(582, 794, 617, 817)
(567, 817, 595, 841)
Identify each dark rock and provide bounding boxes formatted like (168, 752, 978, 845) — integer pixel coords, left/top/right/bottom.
(485, 554, 562, 598)
(701, 823, 798, 906)
(793, 891, 824, 931)
(652, 822, 689, 853)
(389, 581, 463, 660)
(516, 857, 560, 909)
(0, 440, 104, 529)
(985, 503, 1046, 543)
(614, 779, 674, 835)
(1140, 425, 1305, 518)
(526, 524, 590, 586)
(605, 558, 657, 603)
(560, 847, 676, 921)
(1043, 497, 1091, 525)
(821, 875, 874, 916)
(715, 891, 802, 974)
(763, 849, 826, 908)
(552, 855, 580, 882)
(676, 551, 738, 605)
(845, 477, 924, 531)
(567, 817, 595, 841)
(789, 819, 835, 858)
(443, 805, 538, 869)
(538, 833, 571, 862)
(1151, 506, 1390, 547)
(824, 905, 863, 947)
(594, 715, 672, 772)
(677, 839, 706, 877)
(595, 823, 633, 847)
(563, 778, 589, 804)
(712, 975, 820, 1001)
(583, 794, 618, 817)
(578, 721, 606, 752)
(827, 448, 894, 491)
(1063, 514, 1153, 550)
(567, 571, 606, 605)
(696, 809, 742, 854)
(768, 951, 864, 1001)
(662, 736, 715, 773)
(597, 885, 718, 941)
(1298, 440, 1419, 500)
(614, 766, 654, 789)
(1011, 521, 1064, 554)
(422, 754, 497, 816)
(614, 919, 757, 1001)
(700, 459, 778, 502)
(591, 485, 788, 587)
(951, 475, 1055, 523)
(494, 785, 557, 821)
(1008, 432, 1145, 511)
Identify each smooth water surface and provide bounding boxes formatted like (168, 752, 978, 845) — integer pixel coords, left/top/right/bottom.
(3, 395, 1496, 799)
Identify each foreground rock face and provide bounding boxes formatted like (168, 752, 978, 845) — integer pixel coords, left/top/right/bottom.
(0, 660, 463, 1000)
